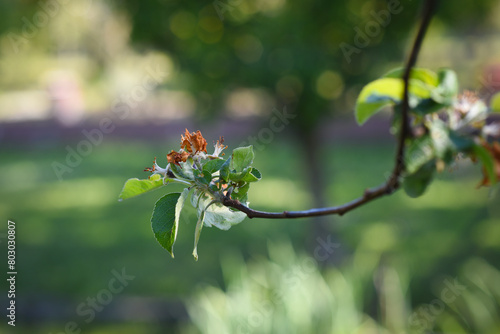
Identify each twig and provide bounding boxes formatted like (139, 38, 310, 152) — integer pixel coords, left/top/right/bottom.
(222, 0, 438, 219)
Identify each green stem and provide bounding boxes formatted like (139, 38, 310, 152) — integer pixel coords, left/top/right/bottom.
(165, 178, 192, 186)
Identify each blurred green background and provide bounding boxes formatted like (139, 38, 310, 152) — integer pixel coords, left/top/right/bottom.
(1, 0, 500, 333)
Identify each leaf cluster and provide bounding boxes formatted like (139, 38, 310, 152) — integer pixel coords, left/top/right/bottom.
(119, 134, 261, 260)
(356, 67, 500, 197)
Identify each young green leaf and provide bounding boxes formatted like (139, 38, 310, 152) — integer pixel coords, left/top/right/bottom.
(190, 188, 205, 209)
(491, 92, 500, 112)
(383, 67, 438, 87)
(192, 199, 217, 261)
(403, 160, 436, 198)
(203, 159, 226, 174)
(355, 78, 431, 125)
(170, 161, 195, 181)
(242, 168, 262, 182)
(431, 69, 458, 105)
(229, 167, 251, 182)
(192, 206, 205, 261)
(119, 174, 166, 201)
(232, 182, 250, 202)
(413, 98, 447, 115)
(219, 157, 231, 183)
(429, 120, 454, 163)
(193, 169, 212, 185)
(405, 135, 435, 174)
(151, 192, 182, 257)
(474, 144, 498, 185)
(231, 146, 255, 173)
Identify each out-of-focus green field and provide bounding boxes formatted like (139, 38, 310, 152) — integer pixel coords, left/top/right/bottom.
(1, 135, 499, 333)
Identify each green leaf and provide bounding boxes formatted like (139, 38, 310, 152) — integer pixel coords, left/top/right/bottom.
(192, 209, 204, 261)
(403, 160, 436, 198)
(170, 161, 194, 181)
(203, 159, 226, 174)
(405, 135, 435, 174)
(192, 199, 214, 261)
(448, 131, 475, 152)
(229, 167, 261, 183)
(151, 192, 182, 257)
(229, 167, 251, 182)
(383, 67, 438, 87)
(355, 78, 402, 125)
(172, 188, 191, 257)
(242, 168, 262, 182)
(219, 158, 231, 183)
(431, 69, 458, 105)
(193, 169, 212, 185)
(232, 182, 250, 202)
(429, 120, 454, 163)
(355, 78, 431, 125)
(190, 188, 205, 208)
(119, 174, 166, 201)
(413, 98, 447, 115)
(474, 144, 498, 185)
(383, 68, 442, 115)
(491, 92, 500, 112)
(231, 146, 255, 173)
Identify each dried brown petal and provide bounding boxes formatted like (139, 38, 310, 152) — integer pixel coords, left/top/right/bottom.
(167, 150, 189, 166)
(180, 129, 193, 153)
(192, 130, 207, 153)
(180, 129, 207, 154)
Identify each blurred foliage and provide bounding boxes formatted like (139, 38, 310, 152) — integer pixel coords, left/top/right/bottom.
(113, 0, 498, 132)
(186, 241, 500, 334)
(0, 0, 498, 123)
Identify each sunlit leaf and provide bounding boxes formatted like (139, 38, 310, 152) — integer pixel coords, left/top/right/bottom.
(118, 174, 166, 201)
(383, 67, 439, 87)
(491, 92, 500, 112)
(355, 78, 431, 125)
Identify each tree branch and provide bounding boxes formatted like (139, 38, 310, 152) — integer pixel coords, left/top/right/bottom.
(222, 0, 438, 219)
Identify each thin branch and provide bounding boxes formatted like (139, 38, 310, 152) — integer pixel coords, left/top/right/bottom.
(222, 0, 438, 219)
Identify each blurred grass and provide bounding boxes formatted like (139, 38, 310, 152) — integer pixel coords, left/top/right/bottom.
(0, 135, 499, 332)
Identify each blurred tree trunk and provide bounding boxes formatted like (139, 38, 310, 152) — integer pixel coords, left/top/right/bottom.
(297, 123, 346, 267)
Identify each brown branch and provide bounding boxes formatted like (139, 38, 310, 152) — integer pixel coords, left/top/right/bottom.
(222, 0, 438, 219)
